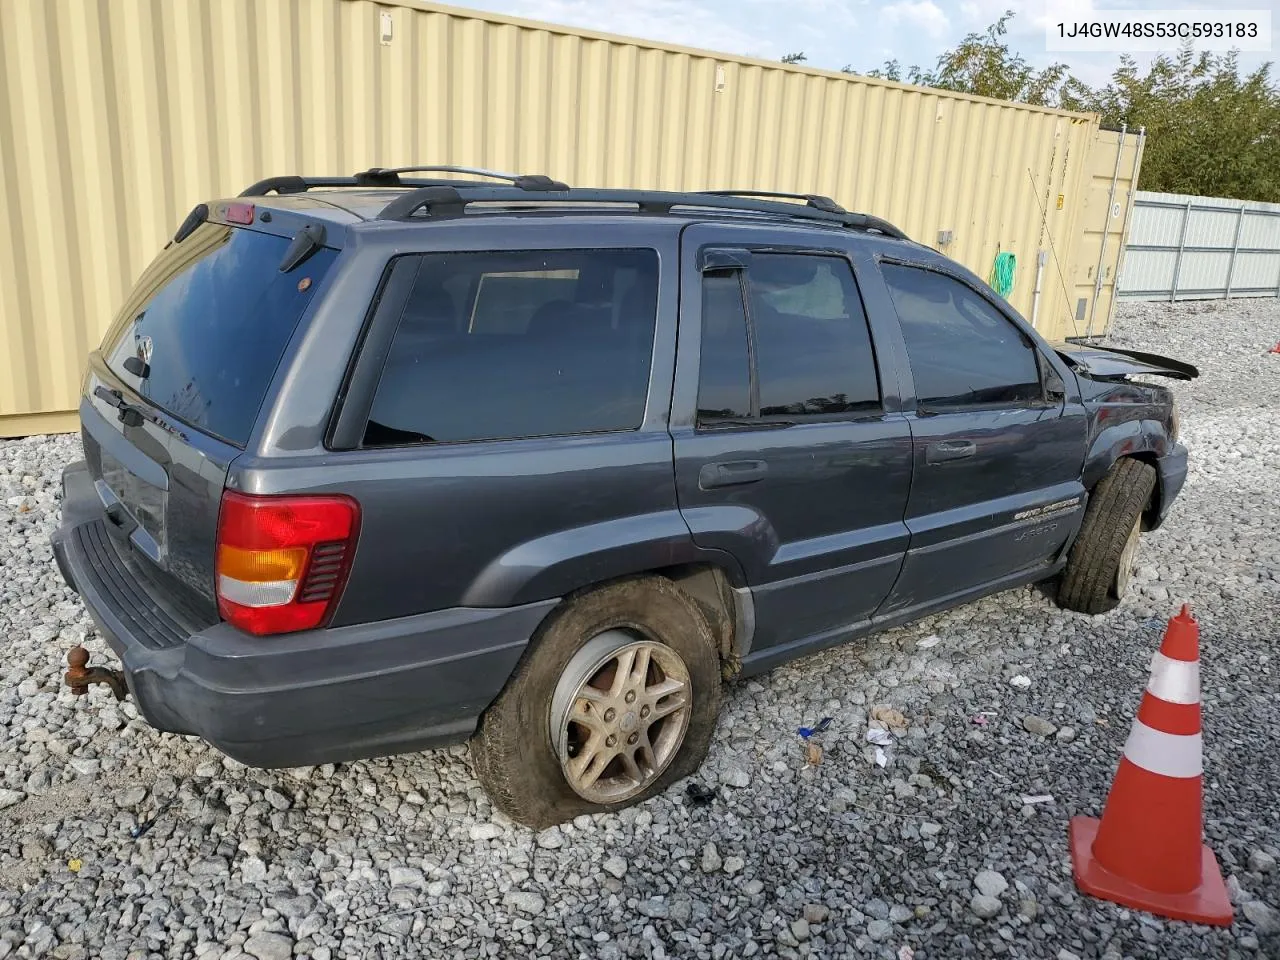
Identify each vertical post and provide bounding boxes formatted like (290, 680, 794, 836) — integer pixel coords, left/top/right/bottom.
(1224, 205, 1246, 299)
(1087, 123, 1126, 339)
(1031, 250, 1047, 327)
(1104, 127, 1144, 340)
(1170, 200, 1192, 302)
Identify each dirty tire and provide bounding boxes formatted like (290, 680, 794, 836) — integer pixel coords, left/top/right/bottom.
(469, 576, 722, 829)
(1058, 457, 1157, 614)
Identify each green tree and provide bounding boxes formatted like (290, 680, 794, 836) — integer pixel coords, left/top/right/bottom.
(859, 11, 1280, 201)
(1066, 48, 1280, 202)
(781, 51, 808, 64)
(867, 11, 1073, 107)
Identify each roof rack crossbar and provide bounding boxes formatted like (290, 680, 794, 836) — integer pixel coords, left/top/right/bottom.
(374, 185, 908, 240)
(699, 189, 846, 214)
(240, 176, 362, 196)
(355, 165, 570, 191)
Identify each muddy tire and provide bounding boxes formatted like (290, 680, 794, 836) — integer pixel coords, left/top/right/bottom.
(470, 576, 722, 829)
(1058, 458, 1157, 615)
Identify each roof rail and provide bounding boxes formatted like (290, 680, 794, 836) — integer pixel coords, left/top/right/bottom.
(375, 185, 909, 240)
(699, 190, 846, 214)
(240, 176, 362, 196)
(355, 165, 570, 191)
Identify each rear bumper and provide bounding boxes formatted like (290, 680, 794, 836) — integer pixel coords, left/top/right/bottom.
(1152, 442, 1189, 528)
(51, 461, 555, 767)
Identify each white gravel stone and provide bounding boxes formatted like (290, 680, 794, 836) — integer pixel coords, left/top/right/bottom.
(867, 919, 892, 941)
(1248, 850, 1275, 873)
(721, 765, 751, 789)
(0, 789, 24, 810)
(469, 823, 503, 841)
(804, 903, 829, 923)
(1243, 900, 1279, 935)
(505, 892, 545, 916)
(1022, 715, 1057, 737)
(243, 933, 293, 960)
(701, 842, 722, 873)
(602, 855, 627, 879)
(970, 894, 1002, 919)
(975, 870, 1009, 898)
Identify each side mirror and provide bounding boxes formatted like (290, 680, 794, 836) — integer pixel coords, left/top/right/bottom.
(1038, 351, 1066, 400)
(1045, 369, 1066, 400)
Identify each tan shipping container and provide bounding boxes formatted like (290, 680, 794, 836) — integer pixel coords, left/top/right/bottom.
(0, 0, 1131, 437)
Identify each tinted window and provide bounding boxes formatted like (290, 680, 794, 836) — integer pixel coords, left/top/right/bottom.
(696, 272, 752, 423)
(101, 223, 336, 446)
(747, 255, 881, 417)
(882, 264, 1042, 407)
(365, 249, 658, 445)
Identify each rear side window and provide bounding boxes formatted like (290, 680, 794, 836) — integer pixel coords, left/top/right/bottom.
(101, 223, 336, 446)
(364, 249, 658, 446)
(696, 253, 881, 426)
(881, 264, 1042, 407)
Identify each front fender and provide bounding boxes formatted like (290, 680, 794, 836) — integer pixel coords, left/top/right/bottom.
(460, 510, 747, 606)
(1082, 414, 1171, 491)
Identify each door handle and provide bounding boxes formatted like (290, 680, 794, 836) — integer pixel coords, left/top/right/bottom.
(926, 440, 977, 464)
(699, 459, 768, 489)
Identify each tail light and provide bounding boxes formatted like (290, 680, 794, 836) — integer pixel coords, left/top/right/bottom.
(215, 491, 360, 636)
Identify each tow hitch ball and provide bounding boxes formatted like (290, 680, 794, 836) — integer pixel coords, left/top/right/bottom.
(64, 645, 128, 702)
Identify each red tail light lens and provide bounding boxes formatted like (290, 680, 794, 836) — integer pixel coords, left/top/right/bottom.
(215, 491, 360, 636)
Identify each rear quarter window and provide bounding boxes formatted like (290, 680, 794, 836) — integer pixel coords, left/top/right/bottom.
(364, 249, 659, 446)
(100, 223, 336, 446)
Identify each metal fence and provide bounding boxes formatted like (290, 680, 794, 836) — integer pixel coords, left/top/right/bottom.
(1117, 191, 1280, 301)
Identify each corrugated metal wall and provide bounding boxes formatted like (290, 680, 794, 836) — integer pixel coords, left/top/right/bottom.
(1118, 190, 1280, 301)
(0, 0, 1113, 437)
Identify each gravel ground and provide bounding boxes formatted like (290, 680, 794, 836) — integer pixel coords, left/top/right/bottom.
(1, 297, 1278, 960)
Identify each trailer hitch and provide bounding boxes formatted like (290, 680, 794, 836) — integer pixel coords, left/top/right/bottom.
(64, 646, 128, 701)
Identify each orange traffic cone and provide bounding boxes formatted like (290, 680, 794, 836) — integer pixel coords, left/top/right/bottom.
(1068, 604, 1233, 926)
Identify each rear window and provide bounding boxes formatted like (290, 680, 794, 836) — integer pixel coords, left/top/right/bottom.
(100, 223, 336, 446)
(364, 249, 658, 446)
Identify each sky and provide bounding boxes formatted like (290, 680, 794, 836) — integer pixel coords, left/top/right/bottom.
(442, 0, 1277, 89)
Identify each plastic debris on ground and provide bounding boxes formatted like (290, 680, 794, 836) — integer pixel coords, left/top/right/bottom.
(798, 717, 832, 766)
(869, 705, 908, 732)
(917, 635, 941, 649)
(1009, 675, 1032, 689)
(865, 727, 895, 768)
(130, 797, 176, 840)
(67, 859, 81, 873)
(1020, 794, 1055, 805)
(797, 717, 833, 740)
(898, 946, 915, 960)
(685, 782, 716, 807)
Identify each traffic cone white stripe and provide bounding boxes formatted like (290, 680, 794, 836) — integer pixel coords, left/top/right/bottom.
(1146, 651, 1200, 705)
(1122, 720, 1203, 779)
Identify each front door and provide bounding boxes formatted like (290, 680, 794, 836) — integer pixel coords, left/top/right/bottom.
(874, 260, 1089, 616)
(670, 224, 914, 658)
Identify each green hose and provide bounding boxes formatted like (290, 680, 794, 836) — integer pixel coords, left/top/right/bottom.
(988, 251, 1016, 299)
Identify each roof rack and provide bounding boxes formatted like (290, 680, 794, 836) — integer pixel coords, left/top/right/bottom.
(236, 167, 908, 239)
(239, 166, 570, 197)
(356, 165, 570, 191)
(375, 184, 909, 240)
(698, 190, 846, 214)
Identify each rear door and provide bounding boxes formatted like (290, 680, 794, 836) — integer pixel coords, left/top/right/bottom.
(81, 213, 338, 619)
(671, 223, 913, 657)
(873, 259, 1089, 616)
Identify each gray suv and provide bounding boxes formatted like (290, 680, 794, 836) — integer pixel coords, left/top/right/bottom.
(51, 166, 1193, 827)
